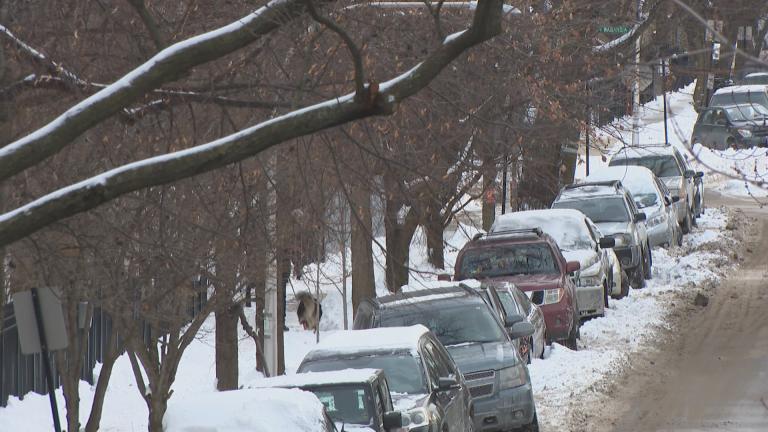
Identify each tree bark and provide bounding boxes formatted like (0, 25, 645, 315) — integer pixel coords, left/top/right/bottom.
(215, 302, 239, 390)
(253, 177, 268, 373)
(85, 327, 123, 432)
(275, 150, 292, 375)
(424, 203, 445, 270)
(350, 183, 375, 316)
(481, 157, 497, 232)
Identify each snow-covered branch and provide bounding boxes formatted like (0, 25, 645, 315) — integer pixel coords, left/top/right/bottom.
(0, 0, 320, 182)
(591, 0, 662, 54)
(0, 0, 505, 247)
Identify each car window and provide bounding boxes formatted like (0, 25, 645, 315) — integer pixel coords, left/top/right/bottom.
(610, 156, 682, 178)
(430, 338, 460, 377)
(420, 343, 441, 387)
(379, 378, 393, 412)
(513, 289, 534, 315)
(498, 290, 522, 317)
(423, 340, 452, 380)
(699, 109, 714, 124)
(458, 243, 559, 278)
(300, 354, 428, 395)
(624, 194, 641, 216)
(381, 302, 508, 346)
(311, 385, 374, 426)
(552, 197, 630, 223)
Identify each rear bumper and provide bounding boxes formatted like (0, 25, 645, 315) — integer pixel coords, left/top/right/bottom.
(575, 284, 604, 318)
(613, 245, 641, 270)
(472, 381, 536, 431)
(540, 300, 572, 342)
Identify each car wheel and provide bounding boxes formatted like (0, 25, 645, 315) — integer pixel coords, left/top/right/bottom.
(515, 412, 540, 432)
(603, 280, 610, 309)
(620, 270, 630, 297)
(676, 224, 683, 246)
(565, 319, 579, 350)
(681, 210, 692, 234)
(725, 137, 735, 150)
(630, 257, 646, 289)
(643, 245, 652, 280)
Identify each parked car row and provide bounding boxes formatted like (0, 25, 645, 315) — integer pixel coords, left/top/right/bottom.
(193, 145, 706, 431)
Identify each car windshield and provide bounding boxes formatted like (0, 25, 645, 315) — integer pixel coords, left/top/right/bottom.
(300, 354, 427, 395)
(381, 302, 507, 346)
(307, 385, 373, 426)
(710, 92, 768, 108)
(458, 243, 559, 278)
(725, 104, 768, 121)
(610, 156, 681, 178)
(552, 197, 629, 223)
(634, 193, 659, 209)
(496, 291, 520, 316)
(742, 75, 768, 85)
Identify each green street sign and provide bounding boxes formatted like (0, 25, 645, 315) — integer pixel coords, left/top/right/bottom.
(599, 25, 631, 34)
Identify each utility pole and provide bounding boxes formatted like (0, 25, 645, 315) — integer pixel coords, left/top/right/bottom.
(661, 58, 669, 146)
(631, 0, 643, 147)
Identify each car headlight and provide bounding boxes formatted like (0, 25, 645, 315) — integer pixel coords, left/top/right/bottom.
(499, 364, 527, 389)
(542, 288, 563, 305)
(613, 233, 632, 247)
(400, 408, 430, 430)
(577, 275, 600, 287)
(737, 128, 752, 138)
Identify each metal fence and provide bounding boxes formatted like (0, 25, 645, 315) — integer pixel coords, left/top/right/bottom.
(1, 290, 208, 407)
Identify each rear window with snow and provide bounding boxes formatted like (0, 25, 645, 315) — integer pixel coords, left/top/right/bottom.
(299, 353, 427, 395)
(552, 197, 629, 223)
(609, 156, 681, 178)
(458, 243, 559, 278)
(309, 385, 373, 426)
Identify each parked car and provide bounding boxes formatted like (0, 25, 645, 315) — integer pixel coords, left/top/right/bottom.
(709, 84, 768, 110)
(251, 369, 403, 432)
(491, 208, 622, 318)
(298, 325, 474, 432)
(740, 72, 768, 86)
(609, 145, 704, 232)
(490, 282, 547, 363)
(691, 104, 768, 149)
(354, 287, 539, 432)
(453, 228, 581, 349)
(551, 181, 651, 289)
(165, 387, 338, 432)
(585, 166, 682, 248)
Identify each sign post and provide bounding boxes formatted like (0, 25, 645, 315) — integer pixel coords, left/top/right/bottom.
(12, 287, 68, 432)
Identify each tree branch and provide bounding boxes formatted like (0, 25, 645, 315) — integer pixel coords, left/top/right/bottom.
(0, 0, 326, 182)
(126, 0, 168, 51)
(0, 0, 504, 248)
(592, 0, 664, 54)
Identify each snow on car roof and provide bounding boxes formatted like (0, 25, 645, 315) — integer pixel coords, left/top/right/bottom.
(557, 184, 621, 199)
(401, 278, 482, 292)
(165, 387, 328, 432)
(713, 84, 768, 94)
(251, 369, 381, 388)
(492, 209, 593, 251)
(610, 145, 677, 160)
(745, 72, 768, 77)
(306, 325, 429, 358)
(585, 166, 658, 197)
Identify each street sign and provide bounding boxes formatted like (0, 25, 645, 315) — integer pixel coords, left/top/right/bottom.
(12, 287, 68, 355)
(599, 25, 631, 34)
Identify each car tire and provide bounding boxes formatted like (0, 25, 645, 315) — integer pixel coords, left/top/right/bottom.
(565, 319, 579, 351)
(515, 412, 540, 432)
(603, 280, 610, 309)
(725, 137, 735, 150)
(643, 245, 652, 280)
(630, 258, 646, 289)
(681, 210, 692, 234)
(612, 269, 630, 299)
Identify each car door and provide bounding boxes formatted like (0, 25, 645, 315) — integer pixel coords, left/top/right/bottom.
(422, 339, 462, 429)
(672, 148, 697, 209)
(693, 109, 714, 145)
(712, 107, 732, 147)
(428, 337, 472, 430)
(511, 287, 546, 358)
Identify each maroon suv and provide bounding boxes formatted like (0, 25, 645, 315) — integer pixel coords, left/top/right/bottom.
(454, 228, 581, 350)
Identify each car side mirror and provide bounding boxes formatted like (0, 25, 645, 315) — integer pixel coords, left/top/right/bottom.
(598, 237, 616, 249)
(565, 261, 580, 273)
(383, 411, 403, 430)
(437, 376, 460, 391)
(684, 169, 695, 178)
(508, 321, 535, 340)
(634, 212, 647, 223)
(695, 171, 704, 179)
(504, 314, 525, 328)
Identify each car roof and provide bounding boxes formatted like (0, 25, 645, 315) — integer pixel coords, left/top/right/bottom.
(745, 72, 768, 78)
(585, 165, 656, 184)
(610, 145, 679, 160)
(713, 84, 768, 95)
(304, 325, 429, 359)
(493, 208, 587, 229)
(251, 369, 382, 388)
(556, 181, 625, 200)
(375, 286, 482, 310)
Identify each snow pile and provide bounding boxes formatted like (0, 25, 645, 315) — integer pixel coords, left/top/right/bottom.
(164, 387, 329, 432)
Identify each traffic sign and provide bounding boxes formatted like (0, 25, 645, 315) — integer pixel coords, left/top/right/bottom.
(599, 25, 631, 34)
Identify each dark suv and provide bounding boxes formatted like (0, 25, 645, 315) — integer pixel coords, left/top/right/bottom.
(354, 287, 539, 432)
(691, 104, 768, 149)
(453, 228, 581, 350)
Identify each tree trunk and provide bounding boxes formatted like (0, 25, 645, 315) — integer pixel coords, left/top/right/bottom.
(85, 329, 122, 432)
(424, 204, 445, 270)
(253, 175, 268, 372)
(350, 184, 375, 316)
(383, 175, 420, 292)
(481, 158, 497, 232)
(147, 394, 168, 432)
(275, 150, 293, 375)
(215, 302, 238, 390)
